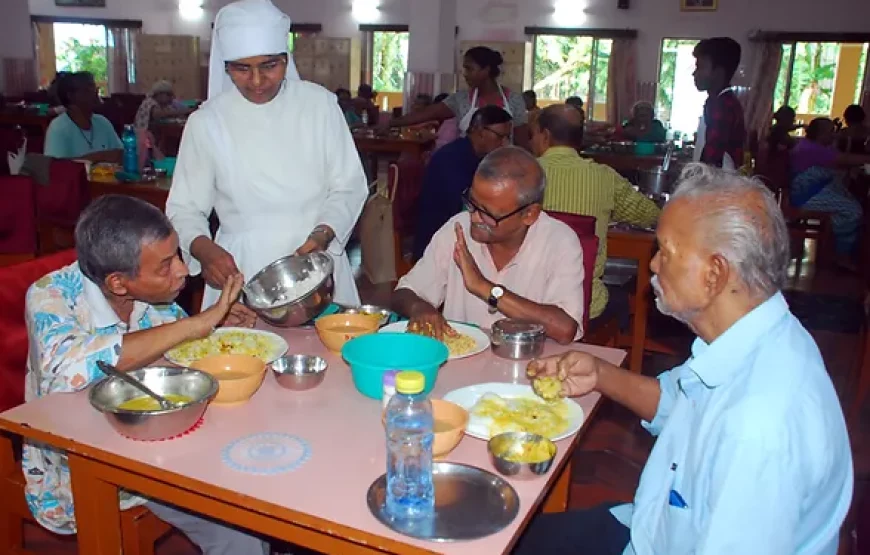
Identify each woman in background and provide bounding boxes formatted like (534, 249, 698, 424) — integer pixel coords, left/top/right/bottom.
(134, 80, 194, 132)
(790, 117, 870, 263)
(618, 101, 666, 143)
(387, 46, 528, 147)
(44, 72, 122, 162)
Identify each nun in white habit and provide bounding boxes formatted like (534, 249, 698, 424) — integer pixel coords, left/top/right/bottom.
(167, 0, 367, 310)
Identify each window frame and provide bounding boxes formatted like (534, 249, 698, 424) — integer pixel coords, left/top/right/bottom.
(524, 27, 636, 123)
(359, 24, 409, 92)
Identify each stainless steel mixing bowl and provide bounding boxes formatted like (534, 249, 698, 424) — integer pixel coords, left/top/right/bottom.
(488, 432, 557, 479)
(242, 252, 335, 327)
(271, 354, 328, 391)
(89, 366, 218, 441)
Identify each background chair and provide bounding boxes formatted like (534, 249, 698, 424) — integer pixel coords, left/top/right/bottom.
(0, 176, 37, 267)
(754, 144, 833, 273)
(35, 160, 90, 254)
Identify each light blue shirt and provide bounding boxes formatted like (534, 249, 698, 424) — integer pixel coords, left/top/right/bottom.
(612, 292, 852, 554)
(44, 112, 123, 159)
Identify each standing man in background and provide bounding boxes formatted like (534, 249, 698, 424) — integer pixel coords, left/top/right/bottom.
(692, 37, 746, 169)
(167, 0, 367, 309)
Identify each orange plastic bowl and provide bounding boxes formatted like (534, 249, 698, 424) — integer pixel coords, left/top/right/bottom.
(314, 314, 379, 353)
(382, 399, 469, 459)
(190, 354, 266, 406)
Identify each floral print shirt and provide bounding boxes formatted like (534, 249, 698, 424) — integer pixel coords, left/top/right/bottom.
(22, 261, 185, 534)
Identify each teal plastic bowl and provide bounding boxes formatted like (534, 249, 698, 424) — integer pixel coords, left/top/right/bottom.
(634, 141, 655, 156)
(342, 333, 449, 399)
(154, 157, 177, 177)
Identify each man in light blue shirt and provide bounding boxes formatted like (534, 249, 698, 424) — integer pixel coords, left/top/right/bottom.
(518, 163, 853, 554)
(44, 72, 123, 161)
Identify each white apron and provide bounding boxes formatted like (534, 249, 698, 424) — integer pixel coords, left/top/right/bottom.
(457, 85, 514, 135)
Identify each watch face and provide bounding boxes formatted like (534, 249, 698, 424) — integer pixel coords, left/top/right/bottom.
(492, 286, 505, 298)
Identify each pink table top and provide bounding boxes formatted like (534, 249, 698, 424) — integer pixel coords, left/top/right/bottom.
(0, 328, 626, 554)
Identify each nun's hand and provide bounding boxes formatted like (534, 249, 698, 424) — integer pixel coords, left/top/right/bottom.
(296, 226, 334, 255)
(191, 236, 241, 290)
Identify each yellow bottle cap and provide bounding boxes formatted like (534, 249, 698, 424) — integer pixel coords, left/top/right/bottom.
(395, 371, 425, 395)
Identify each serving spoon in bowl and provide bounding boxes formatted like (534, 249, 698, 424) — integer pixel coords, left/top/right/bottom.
(96, 361, 180, 410)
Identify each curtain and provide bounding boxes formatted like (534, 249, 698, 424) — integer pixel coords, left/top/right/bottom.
(606, 38, 638, 124)
(743, 41, 783, 142)
(33, 22, 56, 90)
(106, 26, 140, 94)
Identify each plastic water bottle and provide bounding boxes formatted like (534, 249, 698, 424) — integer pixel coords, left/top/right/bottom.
(361, 109, 369, 127)
(122, 124, 138, 175)
(385, 371, 434, 521)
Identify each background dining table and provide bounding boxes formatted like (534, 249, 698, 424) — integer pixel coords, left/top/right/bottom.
(0, 326, 625, 555)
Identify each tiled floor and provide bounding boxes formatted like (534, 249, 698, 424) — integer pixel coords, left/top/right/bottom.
(18, 252, 870, 554)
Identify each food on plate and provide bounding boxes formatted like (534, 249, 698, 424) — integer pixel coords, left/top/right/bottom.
(532, 376, 563, 401)
(89, 163, 118, 183)
(167, 330, 278, 364)
(406, 322, 477, 357)
(501, 439, 555, 464)
(471, 393, 570, 439)
(442, 333, 477, 357)
(117, 394, 191, 411)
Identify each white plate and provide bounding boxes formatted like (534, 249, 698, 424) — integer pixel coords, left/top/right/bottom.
(442, 383, 585, 441)
(165, 327, 289, 366)
(378, 321, 490, 360)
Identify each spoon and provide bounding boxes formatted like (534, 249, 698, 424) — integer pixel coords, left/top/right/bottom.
(96, 361, 179, 410)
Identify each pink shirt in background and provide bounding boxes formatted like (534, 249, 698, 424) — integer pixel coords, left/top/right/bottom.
(396, 212, 587, 338)
(435, 118, 459, 151)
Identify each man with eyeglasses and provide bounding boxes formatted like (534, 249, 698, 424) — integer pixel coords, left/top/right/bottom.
(394, 146, 586, 344)
(167, 0, 367, 311)
(413, 105, 513, 260)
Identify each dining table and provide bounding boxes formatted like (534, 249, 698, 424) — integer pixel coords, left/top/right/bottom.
(89, 177, 171, 211)
(0, 327, 625, 555)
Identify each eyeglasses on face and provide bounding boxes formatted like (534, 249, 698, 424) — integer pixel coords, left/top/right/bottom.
(461, 188, 536, 227)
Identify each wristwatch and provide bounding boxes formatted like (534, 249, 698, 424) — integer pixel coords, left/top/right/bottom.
(487, 284, 505, 314)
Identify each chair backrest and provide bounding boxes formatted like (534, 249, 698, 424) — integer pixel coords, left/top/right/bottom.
(36, 159, 90, 227)
(0, 250, 77, 413)
(545, 211, 598, 330)
(0, 176, 37, 257)
(754, 143, 792, 208)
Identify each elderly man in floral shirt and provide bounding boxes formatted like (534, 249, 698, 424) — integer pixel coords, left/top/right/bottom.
(23, 195, 267, 554)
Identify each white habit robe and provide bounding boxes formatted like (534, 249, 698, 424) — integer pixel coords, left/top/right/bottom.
(166, 80, 368, 309)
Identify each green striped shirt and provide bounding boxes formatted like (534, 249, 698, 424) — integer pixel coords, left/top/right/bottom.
(539, 146, 660, 318)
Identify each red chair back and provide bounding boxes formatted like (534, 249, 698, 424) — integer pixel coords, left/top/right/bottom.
(0, 176, 37, 258)
(0, 250, 77, 412)
(546, 211, 598, 331)
(754, 143, 791, 205)
(36, 159, 90, 227)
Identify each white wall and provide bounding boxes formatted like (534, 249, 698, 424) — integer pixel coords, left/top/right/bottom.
(27, 0, 870, 83)
(2, 0, 35, 59)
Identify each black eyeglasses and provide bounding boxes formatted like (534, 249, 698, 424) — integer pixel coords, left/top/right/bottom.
(482, 126, 511, 142)
(461, 188, 536, 227)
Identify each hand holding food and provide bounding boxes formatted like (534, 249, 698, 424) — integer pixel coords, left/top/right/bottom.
(407, 307, 457, 341)
(531, 376, 563, 401)
(527, 351, 600, 398)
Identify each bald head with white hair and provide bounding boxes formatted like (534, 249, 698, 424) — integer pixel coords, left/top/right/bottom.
(650, 163, 790, 341)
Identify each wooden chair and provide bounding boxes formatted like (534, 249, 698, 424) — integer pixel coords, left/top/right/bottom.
(754, 145, 834, 272)
(545, 211, 619, 346)
(0, 252, 173, 554)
